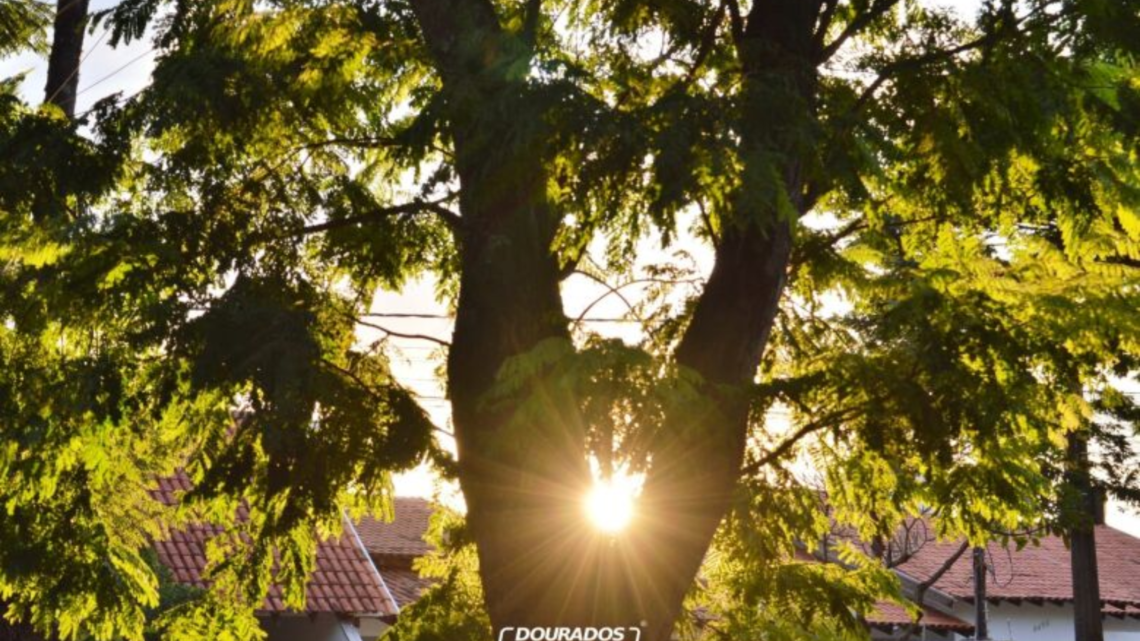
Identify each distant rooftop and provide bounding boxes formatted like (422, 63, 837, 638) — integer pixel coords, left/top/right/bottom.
(353, 497, 436, 608)
(355, 497, 435, 561)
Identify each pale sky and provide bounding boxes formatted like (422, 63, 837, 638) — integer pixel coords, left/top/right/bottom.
(5, 0, 1139, 537)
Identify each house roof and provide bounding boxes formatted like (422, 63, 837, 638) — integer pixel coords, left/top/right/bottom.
(380, 568, 434, 609)
(353, 497, 435, 608)
(151, 473, 399, 617)
(895, 525, 1140, 609)
(790, 550, 974, 634)
(866, 601, 974, 634)
(355, 497, 434, 562)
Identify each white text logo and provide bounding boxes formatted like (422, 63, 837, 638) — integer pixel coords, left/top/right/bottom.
(497, 627, 642, 641)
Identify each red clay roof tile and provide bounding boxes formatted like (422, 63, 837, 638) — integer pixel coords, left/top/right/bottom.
(895, 525, 1140, 607)
(381, 568, 434, 609)
(355, 498, 434, 558)
(150, 472, 397, 617)
(867, 601, 974, 634)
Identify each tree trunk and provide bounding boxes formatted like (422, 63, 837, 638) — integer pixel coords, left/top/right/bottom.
(44, 0, 90, 118)
(1068, 431, 1104, 641)
(972, 547, 989, 640)
(408, 1, 821, 638)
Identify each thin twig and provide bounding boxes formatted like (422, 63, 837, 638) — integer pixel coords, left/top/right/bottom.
(742, 406, 862, 475)
(355, 318, 451, 347)
(570, 270, 647, 326)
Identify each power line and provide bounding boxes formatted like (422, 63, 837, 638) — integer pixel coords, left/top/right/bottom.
(75, 46, 155, 97)
(45, 20, 111, 106)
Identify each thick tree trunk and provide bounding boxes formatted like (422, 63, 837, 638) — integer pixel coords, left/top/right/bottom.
(44, 0, 90, 118)
(1068, 431, 1104, 641)
(409, 1, 821, 638)
(411, 0, 601, 630)
(625, 6, 820, 638)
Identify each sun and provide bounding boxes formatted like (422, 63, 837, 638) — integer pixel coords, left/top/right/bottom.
(585, 471, 641, 534)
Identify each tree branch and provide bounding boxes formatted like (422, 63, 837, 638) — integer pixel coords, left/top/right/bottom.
(674, 0, 727, 92)
(790, 217, 868, 271)
(725, 0, 744, 47)
(301, 136, 402, 151)
(811, 0, 840, 56)
(296, 199, 461, 236)
(569, 269, 646, 327)
(817, 0, 902, 62)
(355, 318, 451, 347)
(899, 540, 971, 641)
(522, 0, 542, 52)
(844, 6, 1048, 119)
(741, 406, 862, 475)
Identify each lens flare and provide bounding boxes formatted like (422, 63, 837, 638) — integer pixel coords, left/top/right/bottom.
(585, 472, 640, 534)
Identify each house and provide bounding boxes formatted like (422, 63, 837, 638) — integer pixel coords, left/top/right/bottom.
(789, 549, 975, 639)
(888, 524, 1140, 641)
(151, 474, 403, 641)
(866, 600, 974, 639)
(354, 497, 436, 611)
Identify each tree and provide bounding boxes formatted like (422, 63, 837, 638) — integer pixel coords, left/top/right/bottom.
(0, 0, 1138, 640)
(0, 0, 49, 57)
(44, 0, 90, 118)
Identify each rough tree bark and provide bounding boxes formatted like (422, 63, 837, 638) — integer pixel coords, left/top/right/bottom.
(1068, 431, 1104, 641)
(44, 0, 90, 118)
(407, 1, 824, 639)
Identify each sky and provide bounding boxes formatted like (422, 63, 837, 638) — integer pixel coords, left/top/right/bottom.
(4, 0, 1140, 537)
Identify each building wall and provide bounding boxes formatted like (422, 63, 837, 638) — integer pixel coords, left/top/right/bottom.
(945, 601, 1140, 641)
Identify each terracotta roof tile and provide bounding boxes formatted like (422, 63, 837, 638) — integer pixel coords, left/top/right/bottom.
(866, 601, 974, 634)
(796, 548, 973, 634)
(356, 498, 434, 558)
(895, 524, 1140, 606)
(150, 472, 397, 617)
(383, 568, 434, 609)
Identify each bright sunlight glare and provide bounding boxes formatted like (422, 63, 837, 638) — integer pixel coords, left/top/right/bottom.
(585, 468, 643, 534)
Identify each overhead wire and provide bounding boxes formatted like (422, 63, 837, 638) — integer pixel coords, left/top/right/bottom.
(43, 17, 111, 106)
(75, 44, 155, 96)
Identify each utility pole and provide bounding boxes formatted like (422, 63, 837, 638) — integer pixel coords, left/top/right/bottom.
(1068, 430, 1105, 641)
(973, 546, 989, 640)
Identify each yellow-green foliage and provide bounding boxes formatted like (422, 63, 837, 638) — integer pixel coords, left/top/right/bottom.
(0, 0, 1139, 639)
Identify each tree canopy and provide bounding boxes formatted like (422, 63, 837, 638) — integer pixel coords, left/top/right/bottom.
(0, 0, 1139, 639)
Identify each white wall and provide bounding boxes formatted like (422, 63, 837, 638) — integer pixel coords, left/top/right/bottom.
(945, 601, 1140, 641)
